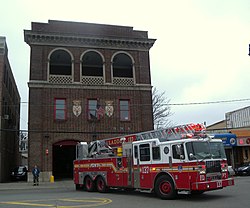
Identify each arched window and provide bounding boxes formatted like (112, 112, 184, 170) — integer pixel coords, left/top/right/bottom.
(49, 49, 72, 75)
(82, 51, 103, 76)
(113, 53, 133, 78)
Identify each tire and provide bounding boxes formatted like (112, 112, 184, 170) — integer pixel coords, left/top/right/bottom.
(75, 184, 83, 191)
(84, 176, 95, 192)
(75, 184, 81, 191)
(96, 177, 108, 193)
(191, 190, 205, 195)
(154, 175, 177, 200)
(124, 188, 136, 192)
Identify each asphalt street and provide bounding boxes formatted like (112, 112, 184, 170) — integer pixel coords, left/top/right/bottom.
(0, 177, 249, 208)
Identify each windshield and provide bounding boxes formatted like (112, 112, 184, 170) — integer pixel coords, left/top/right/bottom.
(186, 141, 226, 160)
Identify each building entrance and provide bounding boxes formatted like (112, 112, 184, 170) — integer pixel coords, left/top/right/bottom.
(52, 140, 78, 179)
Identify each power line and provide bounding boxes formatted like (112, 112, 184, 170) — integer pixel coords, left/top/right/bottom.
(167, 98, 250, 106)
(9, 98, 250, 106)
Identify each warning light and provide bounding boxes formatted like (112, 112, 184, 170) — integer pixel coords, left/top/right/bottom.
(239, 139, 244, 145)
(46, 149, 49, 155)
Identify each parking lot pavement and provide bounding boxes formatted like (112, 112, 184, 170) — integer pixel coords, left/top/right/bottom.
(0, 180, 74, 191)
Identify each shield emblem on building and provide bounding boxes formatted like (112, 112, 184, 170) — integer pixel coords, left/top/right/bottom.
(105, 101, 114, 117)
(73, 100, 81, 117)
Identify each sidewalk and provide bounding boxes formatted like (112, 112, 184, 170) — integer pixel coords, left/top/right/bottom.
(0, 180, 75, 191)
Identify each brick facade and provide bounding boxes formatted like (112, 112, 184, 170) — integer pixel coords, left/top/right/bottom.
(0, 37, 21, 182)
(24, 20, 156, 180)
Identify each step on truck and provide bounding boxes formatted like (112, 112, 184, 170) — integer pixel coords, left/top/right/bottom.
(73, 123, 234, 199)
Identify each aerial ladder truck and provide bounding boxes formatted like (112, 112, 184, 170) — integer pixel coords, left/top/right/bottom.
(73, 123, 234, 199)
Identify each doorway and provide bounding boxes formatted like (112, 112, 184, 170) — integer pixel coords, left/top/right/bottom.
(52, 140, 78, 179)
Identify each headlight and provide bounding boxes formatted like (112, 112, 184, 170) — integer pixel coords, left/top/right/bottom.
(198, 165, 206, 174)
(221, 163, 228, 172)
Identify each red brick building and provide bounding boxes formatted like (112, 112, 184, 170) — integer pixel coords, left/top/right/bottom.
(0, 37, 21, 182)
(24, 20, 156, 181)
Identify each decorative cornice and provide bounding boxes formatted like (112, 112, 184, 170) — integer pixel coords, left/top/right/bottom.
(24, 31, 156, 51)
(28, 80, 152, 91)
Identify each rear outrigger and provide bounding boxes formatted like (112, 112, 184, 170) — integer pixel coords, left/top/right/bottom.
(73, 123, 234, 199)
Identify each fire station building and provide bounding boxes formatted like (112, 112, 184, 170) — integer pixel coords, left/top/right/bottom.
(24, 20, 156, 181)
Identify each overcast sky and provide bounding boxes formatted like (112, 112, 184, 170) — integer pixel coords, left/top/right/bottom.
(1, 0, 250, 130)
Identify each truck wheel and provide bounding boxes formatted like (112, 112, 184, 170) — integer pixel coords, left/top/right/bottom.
(191, 190, 204, 195)
(155, 175, 176, 199)
(84, 176, 95, 192)
(75, 184, 81, 191)
(96, 177, 108, 193)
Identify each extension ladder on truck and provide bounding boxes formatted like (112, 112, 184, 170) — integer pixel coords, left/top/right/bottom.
(87, 123, 206, 157)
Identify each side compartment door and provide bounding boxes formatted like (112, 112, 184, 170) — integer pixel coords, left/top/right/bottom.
(138, 143, 152, 189)
(133, 145, 140, 188)
(116, 157, 124, 186)
(123, 145, 133, 187)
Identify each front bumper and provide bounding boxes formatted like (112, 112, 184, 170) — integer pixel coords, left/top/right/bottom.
(191, 178, 234, 191)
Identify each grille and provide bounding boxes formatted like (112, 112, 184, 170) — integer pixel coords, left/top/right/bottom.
(206, 160, 221, 173)
(206, 174, 222, 181)
(113, 77, 134, 86)
(49, 75, 73, 84)
(81, 76, 104, 85)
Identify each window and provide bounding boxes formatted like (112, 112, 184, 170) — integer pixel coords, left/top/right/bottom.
(87, 99, 104, 120)
(88, 99, 98, 120)
(140, 144, 150, 161)
(4, 64, 8, 85)
(245, 149, 249, 160)
(186, 141, 226, 160)
(54, 99, 66, 120)
(119, 100, 130, 121)
(134, 145, 138, 158)
(49, 49, 72, 75)
(113, 53, 133, 78)
(82, 51, 103, 76)
(172, 144, 185, 159)
(152, 146, 161, 160)
(164, 146, 169, 154)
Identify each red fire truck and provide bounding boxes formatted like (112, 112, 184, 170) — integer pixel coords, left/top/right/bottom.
(73, 123, 234, 199)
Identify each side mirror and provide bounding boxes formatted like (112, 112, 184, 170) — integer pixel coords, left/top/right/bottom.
(189, 153, 196, 159)
(175, 144, 185, 160)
